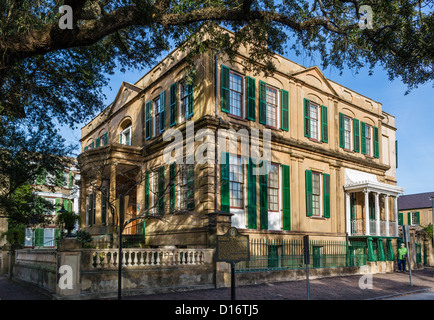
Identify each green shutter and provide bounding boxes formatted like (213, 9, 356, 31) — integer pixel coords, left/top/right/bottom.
(220, 65, 230, 113)
(145, 101, 152, 140)
(187, 80, 194, 118)
(373, 126, 379, 158)
(259, 81, 267, 124)
(144, 171, 150, 211)
(56, 170, 64, 187)
(101, 190, 107, 226)
(281, 89, 289, 131)
(186, 165, 195, 211)
(408, 212, 411, 225)
(160, 90, 165, 133)
(247, 158, 257, 229)
(68, 172, 73, 189)
(169, 163, 176, 212)
(170, 83, 177, 127)
(63, 199, 68, 213)
(398, 212, 403, 226)
(416, 211, 420, 225)
(221, 152, 230, 212)
(323, 173, 330, 218)
(260, 162, 268, 230)
(54, 229, 60, 247)
(96, 137, 100, 148)
(353, 119, 360, 152)
(339, 113, 345, 148)
(282, 165, 291, 230)
(55, 198, 61, 214)
(361, 122, 366, 155)
(247, 76, 256, 121)
(103, 132, 108, 146)
(90, 141, 94, 149)
(36, 168, 46, 185)
(304, 98, 311, 138)
(158, 166, 165, 215)
(305, 170, 313, 217)
(321, 105, 328, 143)
(34, 229, 44, 247)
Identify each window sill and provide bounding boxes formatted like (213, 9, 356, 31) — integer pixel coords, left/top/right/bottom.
(309, 216, 327, 220)
(227, 114, 248, 122)
(308, 138, 323, 144)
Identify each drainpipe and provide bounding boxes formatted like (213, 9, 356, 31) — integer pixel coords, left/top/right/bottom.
(214, 49, 222, 212)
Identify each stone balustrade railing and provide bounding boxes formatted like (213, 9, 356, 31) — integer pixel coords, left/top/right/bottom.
(15, 249, 57, 266)
(83, 248, 213, 270)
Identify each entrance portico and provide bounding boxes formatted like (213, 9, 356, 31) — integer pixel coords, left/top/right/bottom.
(344, 169, 404, 237)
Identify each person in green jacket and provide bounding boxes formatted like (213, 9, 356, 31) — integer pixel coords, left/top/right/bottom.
(397, 243, 408, 272)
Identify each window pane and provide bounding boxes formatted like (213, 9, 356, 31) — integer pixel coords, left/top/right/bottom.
(344, 117, 351, 149)
(229, 155, 243, 208)
(312, 173, 320, 216)
(268, 164, 279, 211)
(229, 73, 243, 117)
(266, 87, 277, 127)
(310, 105, 318, 140)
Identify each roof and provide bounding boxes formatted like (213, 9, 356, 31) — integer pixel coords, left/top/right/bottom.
(398, 192, 434, 210)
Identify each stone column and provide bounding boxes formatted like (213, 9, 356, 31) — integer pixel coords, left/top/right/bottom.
(385, 195, 390, 237)
(375, 192, 380, 236)
(56, 238, 81, 297)
(364, 190, 370, 236)
(80, 174, 87, 228)
(95, 173, 102, 226)
(345, 192, 351, 236)
(394, 196, 399, 236)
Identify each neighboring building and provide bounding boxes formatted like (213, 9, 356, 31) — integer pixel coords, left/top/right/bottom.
(398, 192, 434, 227)
(24, 157, 80, 248)
(78, 27, 403, 261)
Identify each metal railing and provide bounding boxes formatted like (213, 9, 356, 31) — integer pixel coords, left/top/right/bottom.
(235, 239, 367, 273)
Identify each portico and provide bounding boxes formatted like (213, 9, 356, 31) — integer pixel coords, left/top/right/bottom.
(344, 169, 404, 238)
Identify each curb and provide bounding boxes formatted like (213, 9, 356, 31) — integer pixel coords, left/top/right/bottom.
(367, 287, 434, 300)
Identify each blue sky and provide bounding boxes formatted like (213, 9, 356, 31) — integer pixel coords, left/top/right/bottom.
(60, 48, 434, 196)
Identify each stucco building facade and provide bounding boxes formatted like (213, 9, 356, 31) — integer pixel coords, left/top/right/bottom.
(78, 29, 404, 255)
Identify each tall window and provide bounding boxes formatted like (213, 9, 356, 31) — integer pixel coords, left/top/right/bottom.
(229, 155, 244, 208)
(154, 96, 163, 134)
(180, 82, 193, 123)
(310, 103, 319, 140)
(344, 116, 352, 149)
(229, 72, 243, 117)
(266, 86, 278, 127)
(365, 124, 372, 156)
(268, 164, 279, 212)
(312, 172, 321, 216)
(179, 164, 194, 210)
(120, 126, 132, 146)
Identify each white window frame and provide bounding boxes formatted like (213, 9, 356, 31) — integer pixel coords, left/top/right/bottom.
(120, 126, 132, 146)
(309, 103, 320, 141)
(311, 171, 323, 217)
(228, 70, 245, 118)
(229, 155, 247, 229)
(410, 212, 419, 226)
(268, 164, 282, 231)
(344, 115, 352, 150)
(153, 95, 163, 135)
(365, 124, 373, 156)
(43, 228, 55, 247)
(265, 85, 279, 128)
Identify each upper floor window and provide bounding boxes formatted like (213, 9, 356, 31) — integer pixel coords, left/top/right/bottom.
(343, 115, 352, 150)
(304, 99, 328, 143)
(180, 82, 193, 123)
(119, 126, 132, 146)
(266, 86, 278, 128)
(364, 124, 372, 156)
(96, 132, 108, 147)
(268, 164, 280, 212)
(229, 72, 243, 117)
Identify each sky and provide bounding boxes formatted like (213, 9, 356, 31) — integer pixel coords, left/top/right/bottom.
(59, 43, 434, 197)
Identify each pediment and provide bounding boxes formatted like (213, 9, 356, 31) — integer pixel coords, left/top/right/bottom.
(291, 66, 338, 97)
(108, 82, 142, 115)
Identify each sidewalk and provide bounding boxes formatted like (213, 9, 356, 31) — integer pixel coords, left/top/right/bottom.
(125, 267, 434, 300)
(1, 267, 433, 300)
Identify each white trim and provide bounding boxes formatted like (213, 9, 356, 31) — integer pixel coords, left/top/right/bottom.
(33, 191, 77, 200)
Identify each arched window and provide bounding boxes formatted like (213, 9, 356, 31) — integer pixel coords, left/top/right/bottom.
(119, 119, 132, 146)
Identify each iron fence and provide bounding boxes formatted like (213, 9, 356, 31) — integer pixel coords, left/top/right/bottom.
(235, 238, 367, 273)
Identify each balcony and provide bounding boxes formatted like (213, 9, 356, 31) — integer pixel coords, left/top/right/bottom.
(351, 219, 398, 237)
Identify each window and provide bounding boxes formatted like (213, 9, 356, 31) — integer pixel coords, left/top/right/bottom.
(120, 126, 132, 146)
(409, 211, 420, 226)
(229, 72, 243, 117)
(344, 116, 352, 149)
(365, 124, 372, 156)
(44, 228, 55, 247)
(96, 132, 108, 147)
(24, 228, 33, 247)
(154, 96, 162, 134)
(229, 155, 244, 208)
(268, 164, 279, 212)
(179, 164, 194, 210)
(312, 172, 321, 216)
(266, 86, 278, 127)
(306, 170, 330, 218)
(310, 103, 319, 140)
(86, 193, 96, 226)
(180, 82, 193, 123)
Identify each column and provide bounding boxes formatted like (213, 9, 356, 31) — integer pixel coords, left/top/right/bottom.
(345, 192, 351, 235)
(364, 190, 370, 236)
(80, 174, 87, 228)
(385, 195, 390, 237)
(394, 196, 399, 236)
(95, 173, 102, 225)
(110, 164, 117, 227)
(375, 192, 380, 236)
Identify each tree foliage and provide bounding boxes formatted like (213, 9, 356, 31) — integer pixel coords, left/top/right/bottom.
(0, 0, 432, 124)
